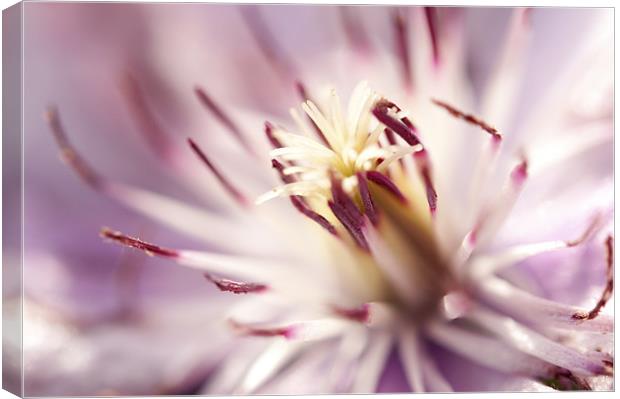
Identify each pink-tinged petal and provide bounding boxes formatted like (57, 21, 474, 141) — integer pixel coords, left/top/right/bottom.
(480, 8, 531, 129)
(474, 276, 613, 334)
(466, 158, 529, 251)
(376, 345, 410, 393)
(419, 346, 453, 392)
(200, 340, 270, 394)
(398, 327, 425, 392)
(471, 213, 604, 277)
(235, 340, 306, 394)
(426, 321, 553, 377)
(20, 298, 230, 396)
(467, 307, 611, 376)
(351, 332, 393, 393)
(324, 327, 369, 392)
(516, 10, 612, 144)
(255, 340, 337, 394)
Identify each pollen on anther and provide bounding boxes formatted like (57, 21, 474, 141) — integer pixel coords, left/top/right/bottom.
(229, 319, 296, 339)
(204, 273, 268, 294)
(432, 99, 502, 139)
(100, 228, 179, 258)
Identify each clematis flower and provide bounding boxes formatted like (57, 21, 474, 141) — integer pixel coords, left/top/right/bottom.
(14, 3, 613, 395)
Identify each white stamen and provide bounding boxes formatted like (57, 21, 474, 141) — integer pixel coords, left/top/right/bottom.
(258, 82, 414, 204)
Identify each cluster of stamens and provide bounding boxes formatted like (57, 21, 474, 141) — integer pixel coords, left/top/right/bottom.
(257, 83, 422, 206)
(253, 82, 441, 254)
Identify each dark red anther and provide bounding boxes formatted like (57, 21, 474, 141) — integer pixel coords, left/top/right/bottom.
(271, 158, 295, 184)
(100, 228, 179, 258)
(431, 99, 502, 139)
(366, 171, 407, 203)
(187, 138, 249, 206)
(329, 200, 369, 251)
(194, 86, 255, 155)
(357, 172, 378, 225)
(393, 10, 413, 92)
(379, 101, 416, 131)
(119, 73, 172, 160)
(383, 128, 406, 171)
(329, 176, 368, 249)
(339, 6, 372, 56)
(424, 7, 440, 68)
(290, 196, 339, 236)
(414, 150, 438, 215)
(229, 319, 296, 339)
(46, 106, 104, 190)
(241, 6, 297, 80)
(204, 273, 268, 294)
(384, 127, 397, 146)
(372, 100, 420, 146)
(332, 303, 370, 323)
(294, 80, 309, 101)
(264, 121, 283, 149)
(331, 177, 364, 227)
(295, 80, 330, 146)
(270, 160, 338, 235)
(572, 235, 614, 321)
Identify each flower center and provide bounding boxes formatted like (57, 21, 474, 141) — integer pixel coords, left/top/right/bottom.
(258, 82, 451, 317)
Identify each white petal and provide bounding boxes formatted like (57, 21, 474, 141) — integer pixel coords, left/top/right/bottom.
(473, 276, 613, 333)
(467, 307, 609, 376)
(350, 332, 393, 393)
(236, 339, 305, 394)
(398, 326, 425, 392)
